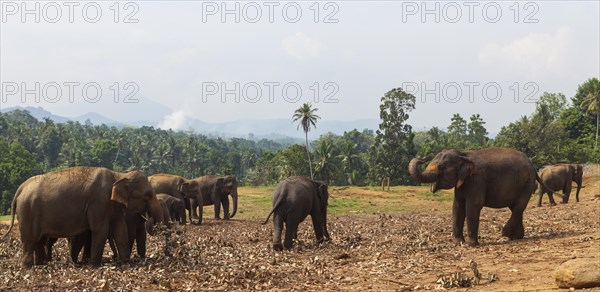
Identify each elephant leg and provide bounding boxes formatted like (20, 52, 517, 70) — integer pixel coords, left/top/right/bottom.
(136, 222, 147, 259)
(21, 241, 36, 268)
(127, 219, 137, 258)
(465, 200, 483, 247)
(537, 189, 544, 207)
(272, 213, 284, 251)
(90, 228, 109, 267)
(452, 198, 466, 243)
(503, 197, 528, 240)
(82, 231, 92, 263)
(113, 216, 131, 262)
(69, 233, 86, 263)
(283, 218, 299, 250)
(222, 196, 230, 220)
(547, 191, 557, 206)
(45, 237, 58, 263)
(213, 196, 222, 220)
(179, 206, 187, 225)
(190, 199, 198, 219)
(34, 237, 48, 265)
(562, 185, 572, 204)
(108, 238, 118, 261)
(196, 201, 203, 225)
(310, 209, 325, 244)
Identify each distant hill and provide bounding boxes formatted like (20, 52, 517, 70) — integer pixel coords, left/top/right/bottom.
(0, 106, 379, 142)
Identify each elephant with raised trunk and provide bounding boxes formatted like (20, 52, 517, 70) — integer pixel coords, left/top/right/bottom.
(537, 164, 583, 206)
(262, 176, 330, 251)
(189, 175, 238, 223)
(149, 174, 200, 225)
(409, 147, 551, 246)
(1, 167, 164, 268)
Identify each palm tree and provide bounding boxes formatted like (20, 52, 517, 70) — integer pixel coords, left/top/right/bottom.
(580, 81, 600, 149)
(314, 139, 337, 183)
(292, 103, 320, 179)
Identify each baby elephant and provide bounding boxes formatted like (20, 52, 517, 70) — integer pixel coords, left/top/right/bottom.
(157, 193, 185, 225)
(263, 176, 330, 250)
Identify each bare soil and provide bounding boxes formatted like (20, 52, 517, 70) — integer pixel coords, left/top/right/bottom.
(0, 177, 598, 291)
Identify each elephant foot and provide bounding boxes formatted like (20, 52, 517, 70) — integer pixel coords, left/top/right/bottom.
(273, 243, 284, 251)
(214, 217, 222, 220)
(466, 238, 479, 247)
(536, 203, 542, 207)
(452, 235, 465, 245)
(550, 202, 557, 206)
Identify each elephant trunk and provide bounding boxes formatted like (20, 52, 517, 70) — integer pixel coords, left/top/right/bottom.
(409, 157, 439, 183)
(146, 196, 165, 236)
(229, 188, 238, 218)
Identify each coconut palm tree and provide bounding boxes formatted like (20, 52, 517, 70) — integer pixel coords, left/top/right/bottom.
(292, 103, 320, 179)
(580, 80, 600, 149)
(314, 139, 337, 183)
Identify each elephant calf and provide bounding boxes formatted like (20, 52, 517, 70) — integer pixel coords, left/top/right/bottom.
(263, 176, 330, 250)
(157, 193, 184, 226)
(537, 164, 583, 206)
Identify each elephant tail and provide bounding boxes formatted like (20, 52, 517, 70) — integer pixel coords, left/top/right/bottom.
(535, 172, 566, 198)
(261, 191, 285, 225)
(0, 189, 19, 242)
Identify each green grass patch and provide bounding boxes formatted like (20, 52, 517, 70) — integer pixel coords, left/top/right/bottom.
(0, 215, 12, 222)
(417, 191, 454, 202)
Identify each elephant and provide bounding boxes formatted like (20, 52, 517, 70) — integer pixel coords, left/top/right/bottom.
(189, 175, 238, 223)
(156, 193, 183, 226)
(537, 164, 584, 206)
(408, 147, 554, 246)
(47, 199, 171, 264)
(262, 176, 330, 251)
(148, 174, 200, 225)
(0, 167, 164, 268)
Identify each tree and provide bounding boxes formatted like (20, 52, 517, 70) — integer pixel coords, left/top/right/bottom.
(314, 139, 337, 183)
(292, 103, 320, 179)
(368, 88, 416, 185)
(467, 114, 489, 148)
(579, 79, 600, 149)
(447, 114, 467, 149)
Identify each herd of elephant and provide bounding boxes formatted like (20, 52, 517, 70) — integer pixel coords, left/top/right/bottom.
(0, 147, 584, 269)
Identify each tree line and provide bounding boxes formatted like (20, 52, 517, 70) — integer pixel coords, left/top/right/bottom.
(0, 77, 598, 214)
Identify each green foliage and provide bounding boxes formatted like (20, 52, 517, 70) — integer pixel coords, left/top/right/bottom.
(368, 88, 416, 185)
(0, 141, 42, 214)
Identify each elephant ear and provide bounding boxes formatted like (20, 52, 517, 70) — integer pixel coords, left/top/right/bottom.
(111, 178, 130, 207)
(456, 156, 477, 189)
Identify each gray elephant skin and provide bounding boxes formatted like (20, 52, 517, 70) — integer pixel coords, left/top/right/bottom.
(409, 147, 554, 246)
(263, 176, 330, 251)
(149, 174, 200, 225)
(537, 164, 583, 206)
(0, 167, 164, 268)
(189, 175, 238, 223)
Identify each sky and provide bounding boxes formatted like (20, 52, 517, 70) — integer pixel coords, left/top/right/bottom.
(1, 1, 599, 134)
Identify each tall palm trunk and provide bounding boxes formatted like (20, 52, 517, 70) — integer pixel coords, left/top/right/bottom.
(594, 113, 599, 150)
(305, 131, 313, 179)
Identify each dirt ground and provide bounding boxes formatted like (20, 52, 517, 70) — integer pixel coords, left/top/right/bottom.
(0, 177, 598, 291)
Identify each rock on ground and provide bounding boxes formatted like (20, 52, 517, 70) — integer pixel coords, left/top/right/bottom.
(554, 258, 600, 289)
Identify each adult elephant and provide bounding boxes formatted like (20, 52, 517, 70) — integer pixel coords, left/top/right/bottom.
(409, 147, 552, 246)
(1, 167, 164, 268)
(262, 176, 330, 251)
(148, 174, 200, 225)
(537, 164, 583, 206)
(189, 175, 238, 223)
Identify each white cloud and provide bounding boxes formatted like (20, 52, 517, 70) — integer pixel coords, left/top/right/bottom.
(478, 27, 572, 76)
(281, 32, 323, 60)
(159, 110, 192, 131)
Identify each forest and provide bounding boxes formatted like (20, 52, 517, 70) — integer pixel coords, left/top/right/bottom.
(0, 77, 598, 215)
